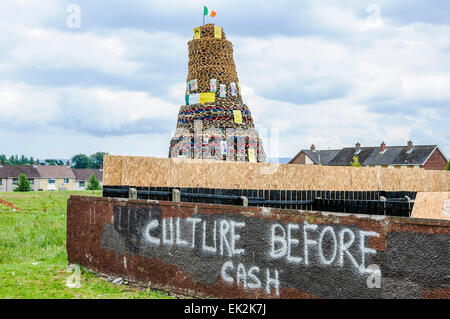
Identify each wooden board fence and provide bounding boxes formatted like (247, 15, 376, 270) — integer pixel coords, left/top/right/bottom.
(103, 156, 450, 192)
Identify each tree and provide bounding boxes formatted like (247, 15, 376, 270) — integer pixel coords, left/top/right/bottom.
(71, 154, 91, 169)
(15, 173, 31, 192)
(44, 159, 60, 166)
(71, 152, 108, 169)
(89, 152, 108, 169)
(0, 154, 35, 165)
(350, 156, 362, 167)
(446, 160, 450, 170)
(86, 173, 102, 190)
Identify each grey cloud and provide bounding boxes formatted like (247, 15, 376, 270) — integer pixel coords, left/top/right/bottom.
(46, 0, 450, 40)
(256, 81, 352, 105)
(51, 91, 175, 137)
(42, 0, 372, 39)
(1, 0, 449, 158)
(62, 118, 175, 137)
(4, 67, 185, 98)
(366, 98, 450, 116)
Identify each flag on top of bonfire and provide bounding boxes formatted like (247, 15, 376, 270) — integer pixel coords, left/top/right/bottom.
(204, 6, 216, 17)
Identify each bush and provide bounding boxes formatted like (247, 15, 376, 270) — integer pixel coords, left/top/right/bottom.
(14, 173, 31, 192)
(86, 174, 102, 191)
(446, 160, 450, 170)
(350, 156, 362, 167)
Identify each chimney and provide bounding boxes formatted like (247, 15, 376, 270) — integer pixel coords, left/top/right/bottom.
(310, 144, 316, 151)
(380, 141, 386, 152)
(66, 161, 70, 167)
(355, 142, 361, 153)
(100, 164, 103, 171)
(407, 140, 413, 151)
(0, 159, 2, 167)
(33, 161, 37, 167)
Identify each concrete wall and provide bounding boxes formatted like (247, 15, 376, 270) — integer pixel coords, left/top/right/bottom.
(73, 181, 85, 191)
(0, 178, 11, 192)
(40, 178, 74, 191)
(0, 178, 41, 192)
(67, 196, 450, 299)
(73, 181, 103, 191)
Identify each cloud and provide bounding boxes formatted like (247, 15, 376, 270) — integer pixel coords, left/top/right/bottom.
(56, 87, 179, 136)
(0, 0, 448, 159)
(0, 26, 189, 99)
(0, 82, 60, 127)
(0, 82, 179, 136)
(0, 1, 62, 29)
(234, 36, 356, 104)
(6, 28, 140, 76)
(0, 127, 171, 159)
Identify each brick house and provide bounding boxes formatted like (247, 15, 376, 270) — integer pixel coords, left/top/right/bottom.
(290, 141, 448, 170)
(289, 144, 341, 166)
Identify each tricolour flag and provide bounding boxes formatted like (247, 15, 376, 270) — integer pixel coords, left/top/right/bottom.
(204, 6, 216, 17)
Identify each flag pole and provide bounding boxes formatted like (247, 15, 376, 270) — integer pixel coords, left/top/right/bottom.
(203, 8, 205, 26)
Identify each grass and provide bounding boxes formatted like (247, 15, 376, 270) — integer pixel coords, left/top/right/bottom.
(0, 190, 175, 299)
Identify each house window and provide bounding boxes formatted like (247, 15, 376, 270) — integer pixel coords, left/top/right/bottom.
(64, 178, 69, 184)
(29, 179, 34, 185)
(48, 178, 56, 184)
(13, 178, 18, 185)
(79, 181, 85, 188)
(0, 179, 2, 185)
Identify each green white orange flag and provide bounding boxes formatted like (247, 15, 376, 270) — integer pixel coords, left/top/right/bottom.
(204, 6, 216, 17)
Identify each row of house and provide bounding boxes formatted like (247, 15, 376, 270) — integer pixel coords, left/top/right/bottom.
(289, 140, 448, 170)
(0, 161, 103, 192)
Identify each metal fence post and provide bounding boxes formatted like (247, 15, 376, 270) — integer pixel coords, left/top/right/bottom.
(172, 189, 181, 202)
(129, 188, 137, 200)
(405, 196, 412, 217)
(241, 196, 248, 207)
(380, 196, 387, 216)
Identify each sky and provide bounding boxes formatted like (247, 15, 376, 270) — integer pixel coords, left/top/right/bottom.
(0, 0, 449, 160)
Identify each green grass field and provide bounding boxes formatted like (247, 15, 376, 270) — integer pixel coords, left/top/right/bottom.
(0, 191, 174, 299)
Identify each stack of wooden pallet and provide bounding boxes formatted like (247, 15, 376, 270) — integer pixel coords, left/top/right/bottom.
(169, 24, 266, 163)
